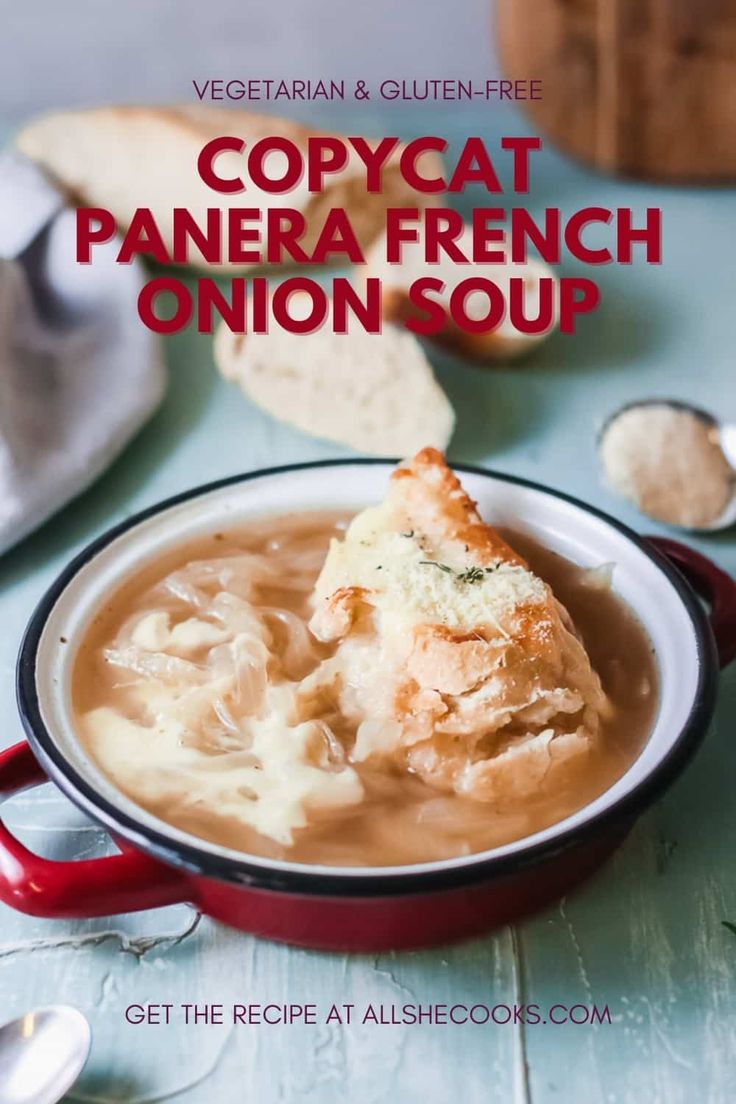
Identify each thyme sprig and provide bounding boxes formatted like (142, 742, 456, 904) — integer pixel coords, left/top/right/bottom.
(419, 561, 498, 584)
(457, 566, 486, 584)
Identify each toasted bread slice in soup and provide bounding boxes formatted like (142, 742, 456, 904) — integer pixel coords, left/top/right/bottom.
(306, 449, 608, 803)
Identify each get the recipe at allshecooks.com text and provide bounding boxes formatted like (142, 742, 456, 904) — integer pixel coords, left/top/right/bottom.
(124, 1002, 613, 1027)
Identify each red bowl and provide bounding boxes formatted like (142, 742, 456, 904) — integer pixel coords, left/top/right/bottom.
(2, 461, 735, 951)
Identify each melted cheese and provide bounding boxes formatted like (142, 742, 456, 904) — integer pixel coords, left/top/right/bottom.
(81, 596, 363, 846)
(313, 503, 546, 635)
(82, 686, 363, 845)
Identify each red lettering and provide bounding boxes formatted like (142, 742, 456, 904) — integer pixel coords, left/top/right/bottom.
(349, 136, 400, 192)
(449, 278, 505, 332)
(138, 278, 192, 334)
(197, 278, 246, 333)
(448, 138, 503, 194)
(471, 208, 506, 262)
(311, 208, 364, 264)
(227, 208, 262, 265)
(385, 208, 420, 262)
(424, 208, 466, 262)
(76, 207, 116, 262)
(500, 136, 541, 192)
(559, 277, 600, 333)
(509, 276, 555, 334)
(510, 208, 560, 264)
(399, 137, 447, 193)
(271, 279, 327, 333)
(405, 277, 448, 335)
(248, 137, 303, 194)
(117, 209, 169, 264)
(307, 137, 348, 192)
(564, 208, 613, 264)
(332, 277, 381, 333)
(265, 210, 308, 264)
(252, 277, 269, 332)
(616, 207, 662, 263)
(197, 136, 245, 194)
(172, 207, 221, 264)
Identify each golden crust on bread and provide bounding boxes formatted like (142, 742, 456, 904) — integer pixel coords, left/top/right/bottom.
(307, 450, 608, 802)
(390, 447, 526, 567)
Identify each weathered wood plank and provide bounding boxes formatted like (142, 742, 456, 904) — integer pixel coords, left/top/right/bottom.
(520, 669, 736, 1104)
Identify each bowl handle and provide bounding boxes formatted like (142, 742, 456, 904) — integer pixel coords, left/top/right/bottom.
(0, 741, 191, 918)
(647, 537, 736, 669)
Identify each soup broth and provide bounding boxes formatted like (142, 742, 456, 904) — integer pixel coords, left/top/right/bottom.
(73, 511, 658, 867)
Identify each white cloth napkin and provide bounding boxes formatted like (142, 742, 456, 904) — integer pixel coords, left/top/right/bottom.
(0, 149, 166, 555)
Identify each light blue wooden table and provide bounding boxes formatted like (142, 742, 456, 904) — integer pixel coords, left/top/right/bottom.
(0, 103, 734, 1103)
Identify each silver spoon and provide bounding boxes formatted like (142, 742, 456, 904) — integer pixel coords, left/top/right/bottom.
(599, 399, 736, 532)
(0, 1006, 91, 1104)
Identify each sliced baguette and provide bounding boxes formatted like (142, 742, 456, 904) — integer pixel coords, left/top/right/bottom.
(16, 105, 442, 273)
(214, 306, 454, 456)
(363, 223, 557, 362)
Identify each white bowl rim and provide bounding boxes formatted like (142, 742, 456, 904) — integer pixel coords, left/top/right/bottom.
(16, 458, 718, 897)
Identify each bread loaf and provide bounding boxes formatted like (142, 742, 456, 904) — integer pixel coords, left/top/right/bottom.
(364, 223, 557, 362)
(214, 303, 454, 455)
(16, 105, 442, 273)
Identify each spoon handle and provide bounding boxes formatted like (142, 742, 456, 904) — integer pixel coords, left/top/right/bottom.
(647, 537, 736, 669)
(0, 741, 191, 918)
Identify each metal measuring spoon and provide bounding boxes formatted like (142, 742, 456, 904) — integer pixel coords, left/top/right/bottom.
(0, 1006, 91, 1104)
(599, 399, 736, 532)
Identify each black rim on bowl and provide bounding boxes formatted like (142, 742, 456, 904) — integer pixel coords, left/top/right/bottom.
(16, 459, 719, 897)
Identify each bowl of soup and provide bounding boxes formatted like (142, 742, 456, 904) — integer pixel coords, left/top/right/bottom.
(3, 456, 734, 950)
